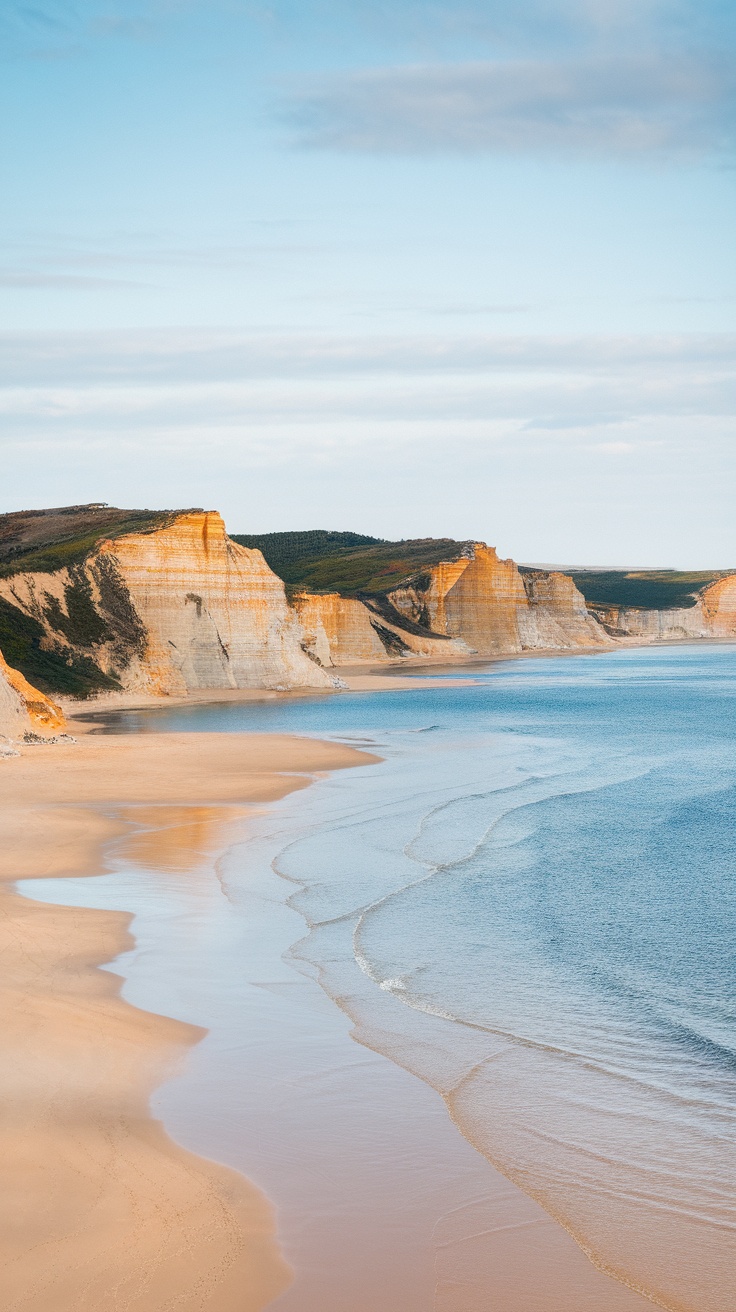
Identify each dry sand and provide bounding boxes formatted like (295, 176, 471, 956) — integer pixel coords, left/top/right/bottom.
(1, 727, 656, 1312)
(0, 732, 376, 1312)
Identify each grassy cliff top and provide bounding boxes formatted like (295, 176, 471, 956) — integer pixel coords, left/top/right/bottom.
(232, 529, 472, 596)
(558, 569, 735, 611)
(0, 504, 198, 577)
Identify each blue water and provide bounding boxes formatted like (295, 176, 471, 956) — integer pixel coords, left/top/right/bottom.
(88, 645, 736, 1311)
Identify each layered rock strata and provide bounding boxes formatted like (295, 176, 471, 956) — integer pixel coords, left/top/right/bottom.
(519, 570, 614, 650)
(387, 544, 609, 658)
(0, 512, 332, 696)
(3, 506, 734, 698)
(97, 512, 332, 693)
(293, 592, 470, 666)
(591, 577, 736, 642)
(292, 544, 609, 668)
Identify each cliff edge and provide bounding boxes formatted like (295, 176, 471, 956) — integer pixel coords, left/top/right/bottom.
(3, 508, 734, 701)
(0, 507, 331, 698)
(289, 541, 610, 665)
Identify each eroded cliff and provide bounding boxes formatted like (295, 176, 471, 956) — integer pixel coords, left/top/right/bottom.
(98, 512, 332, 693)
(591, 574, 736, 643)
(2, 507, 734, 697)
(0, 649, 64, 739)
(293, 591, 470, 665)
(289, 543, 610, 667)
(0, 510, 332, 697)
(386, 544, 609, 658)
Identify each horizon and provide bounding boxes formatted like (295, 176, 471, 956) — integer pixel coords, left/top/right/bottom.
(1, 499, 732, 573)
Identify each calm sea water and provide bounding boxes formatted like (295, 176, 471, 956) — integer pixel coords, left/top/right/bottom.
(77, 646, 736, 1309)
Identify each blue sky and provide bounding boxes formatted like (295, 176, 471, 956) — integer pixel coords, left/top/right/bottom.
(1, 0, 734, 564)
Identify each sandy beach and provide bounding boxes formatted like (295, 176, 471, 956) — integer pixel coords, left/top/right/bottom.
(0, 732, 375, 1312)
(0, 714, 693, 1312)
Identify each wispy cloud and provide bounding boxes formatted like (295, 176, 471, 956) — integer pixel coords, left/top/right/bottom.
(249, 1, 735, 57)
(1, 1, 154, 56)
(0, 270, 148, 289)
(1, 327, 732, 564)
(284, 53, 736, 158)
(0, 328, 734, 411)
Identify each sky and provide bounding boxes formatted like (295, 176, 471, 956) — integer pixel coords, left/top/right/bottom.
(1, 0, 734, 565)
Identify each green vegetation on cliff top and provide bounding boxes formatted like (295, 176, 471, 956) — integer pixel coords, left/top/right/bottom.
(232, 529, 471, 596)
(0, 504, 190, 577)
(563, 570, 733, 612)
(235, 530, 734, 606)
(0, 504, 188, 695)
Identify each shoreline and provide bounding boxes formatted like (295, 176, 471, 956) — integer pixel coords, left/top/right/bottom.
(9, 744, 655, 1312)
(60, 634, 736, 727)
(3, 654, 726, 1309)
(0, 732, 376, 1312)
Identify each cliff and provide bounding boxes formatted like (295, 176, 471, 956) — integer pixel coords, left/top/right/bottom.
(293, 592, 470, 665)
(519, 569, 613, 650)
(387, 544, 609, 658)
(0, 508, 332, 698)
(0, 649, 64, 740)
(276, 534, 736, 664)
(95, 512, 332, 694)
(288, 544, 609, 666)
(592, 575, 736, 642)
(2, 507, 734, 699)
(701, 575, 736, 634)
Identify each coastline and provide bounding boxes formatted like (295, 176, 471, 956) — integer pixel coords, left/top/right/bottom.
(59, 634, 736, 727)
(7, 731, 655, 1312)
(4, 647, 729, 1309)
(0, 731, 376, 1312)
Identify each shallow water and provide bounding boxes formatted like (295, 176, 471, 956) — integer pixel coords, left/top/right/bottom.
(37, 646, 736, 1309)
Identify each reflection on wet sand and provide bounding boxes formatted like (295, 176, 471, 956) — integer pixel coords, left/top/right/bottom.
(116, 805, 249, 873)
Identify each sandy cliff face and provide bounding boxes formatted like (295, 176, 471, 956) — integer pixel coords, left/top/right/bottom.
(293, 592, 469, 666)
(520, 571, 612, 650)
(4, 506, 732, 697)
(294, 544, 610, 668)
(593, 604, 707, 641)
(698, 576, 736, 636)
(0, 512, 331, 696)
(591, 576, 736, 642)
(442, 546, 530, 655)
(389, 544, 609, 656)
(0, 650, 64, 738)
(294, 594, 392, 664)
(98, 512, 331, 693)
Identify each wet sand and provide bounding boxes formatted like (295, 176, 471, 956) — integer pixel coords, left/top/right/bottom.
(0, 732, 374, 1312)
(2, 728, 653, 1311)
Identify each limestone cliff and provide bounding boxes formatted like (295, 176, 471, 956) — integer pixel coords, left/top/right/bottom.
(3, 507, 733, 696)
(0, 649, 64, 739)
(0, 510, 331, 697)
(701, 576, 736, 634)
(96, 512, 332, 694)
(293, 591, 470, 665)
(592, 574, 736, 642)
(388, 544, 609, 657)
(290, 543, 609, 667)
(519, 570, 613, 650)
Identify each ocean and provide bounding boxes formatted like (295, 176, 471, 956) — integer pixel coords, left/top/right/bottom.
(26, 644, 736, 1310)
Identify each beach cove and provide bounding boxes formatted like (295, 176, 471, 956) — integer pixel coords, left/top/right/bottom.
(0, 732, 369, 1311)
(3, 645, 735, 1310)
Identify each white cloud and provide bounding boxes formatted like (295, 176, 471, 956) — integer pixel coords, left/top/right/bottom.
(0, 331, 734, 456)
(284, 53, 736, 158)
(1, 327, 732, 564)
